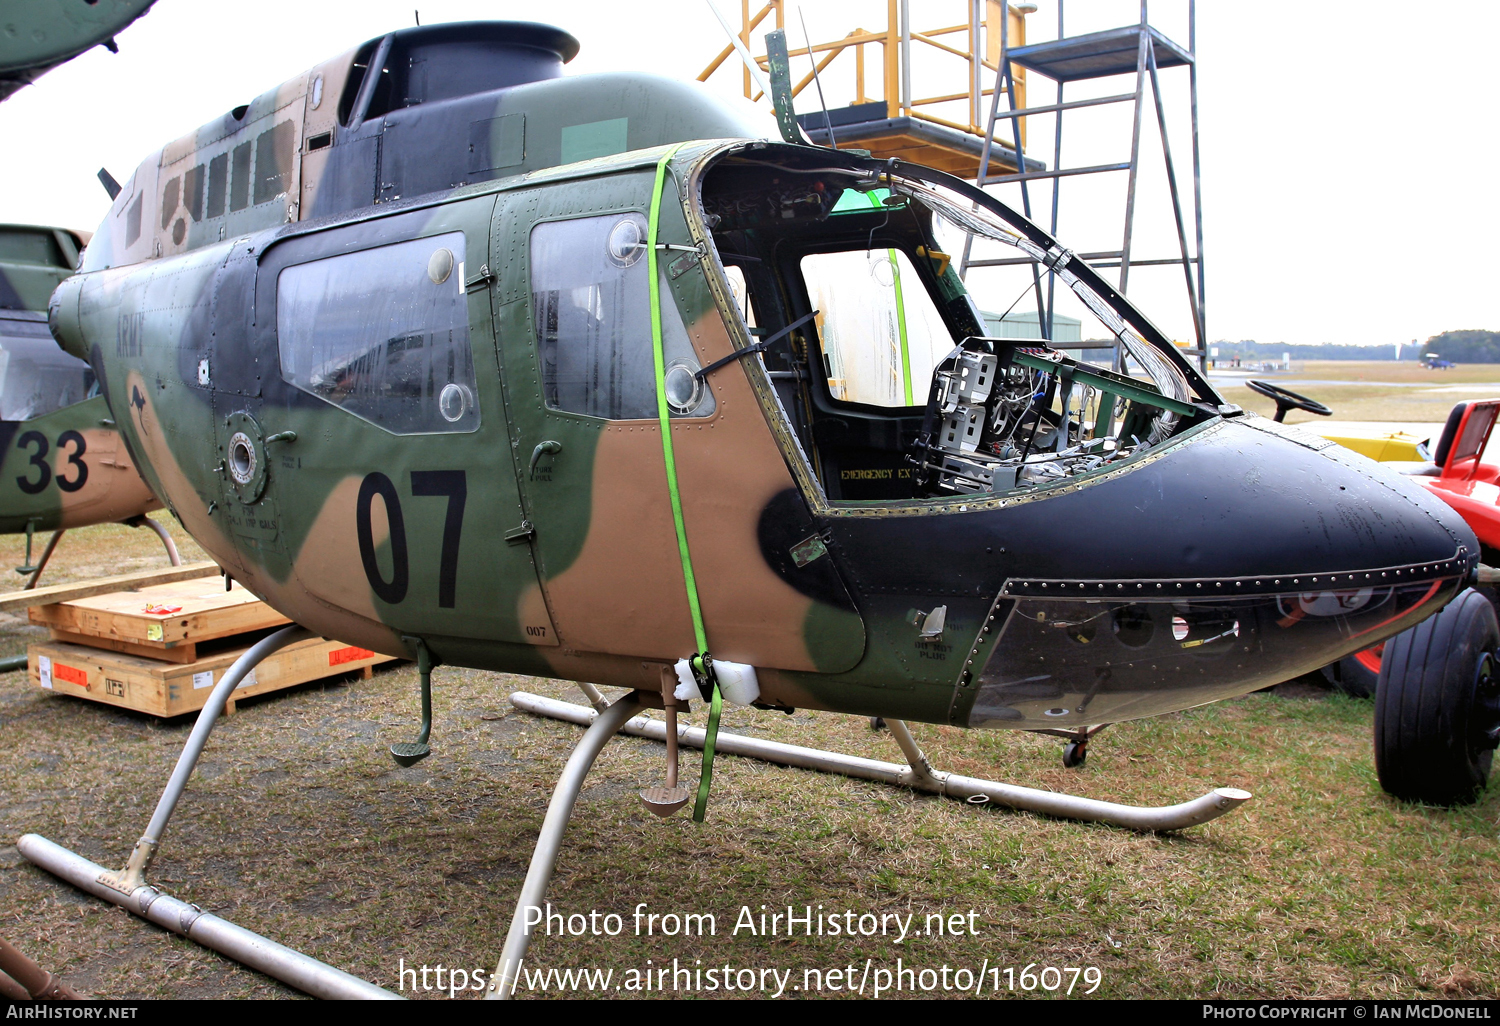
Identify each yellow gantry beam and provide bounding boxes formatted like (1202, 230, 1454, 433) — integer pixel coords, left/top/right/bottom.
(697, 1, 1029, 145)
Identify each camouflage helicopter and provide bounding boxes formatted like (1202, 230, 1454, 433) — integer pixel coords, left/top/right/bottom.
(0, 224, 170, 589)
(0, 0, 156, 103)
(25, 19, 1483, 998)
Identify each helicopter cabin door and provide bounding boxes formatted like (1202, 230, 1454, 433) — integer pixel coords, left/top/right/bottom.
(258, 195, 557, 650)
(490, 173, 866, 672)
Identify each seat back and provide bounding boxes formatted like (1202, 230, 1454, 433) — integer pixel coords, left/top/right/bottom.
(1435, 399, 1500, 477)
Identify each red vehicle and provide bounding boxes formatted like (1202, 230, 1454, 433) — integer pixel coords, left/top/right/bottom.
(1329, 397, 1500, 805)
(1248, 381, 1499, 806)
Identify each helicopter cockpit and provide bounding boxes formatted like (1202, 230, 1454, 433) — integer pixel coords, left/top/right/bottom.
(698, 150, 1214, 506)
(0, 310, 98, 422)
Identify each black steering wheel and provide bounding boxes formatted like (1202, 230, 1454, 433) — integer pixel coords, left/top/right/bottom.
(1246, 379, 1333, 423)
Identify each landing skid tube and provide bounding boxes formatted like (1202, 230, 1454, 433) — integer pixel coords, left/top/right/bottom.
(18, 625, 399, 1000)
(486, 692, 645, 999)
(511, 693, 1252, 832)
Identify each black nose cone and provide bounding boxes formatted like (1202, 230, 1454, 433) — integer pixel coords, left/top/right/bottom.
(1023, 416, 1475, 583)
(959, 416, 1476, 731)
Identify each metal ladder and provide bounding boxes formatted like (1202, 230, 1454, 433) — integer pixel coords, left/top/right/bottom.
(959, 1, 1207, 373)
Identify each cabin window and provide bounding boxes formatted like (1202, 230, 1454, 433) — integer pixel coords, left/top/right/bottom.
(206, 153, 229, 218)
(160, 177, 179, 230)
(0, 318, 97, 420)
(0, 230, 63, 267)
(800, 249, 952, 408)
(230, 141, 253, 212)
(254, 120, 296, 205)
(183, 164, 205, 221)
(124, 192, 143, 248)
(529, 213, 714, 421)
(275, 231, 479, 434)
(722, 265, 757, 329)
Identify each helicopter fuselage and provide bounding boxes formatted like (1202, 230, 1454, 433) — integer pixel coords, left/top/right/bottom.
(45, 23, 1476, 731)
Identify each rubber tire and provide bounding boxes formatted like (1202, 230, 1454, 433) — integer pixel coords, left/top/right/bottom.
(1374, 588, 1498, 805)
(1320, 648, 1381, 698)
(1062, 742, 1087, 769)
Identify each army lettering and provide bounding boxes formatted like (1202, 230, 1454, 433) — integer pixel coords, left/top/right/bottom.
(356, 470, 469, 608)
(14, 430, 88, 495)
(116, 311, 145, 357)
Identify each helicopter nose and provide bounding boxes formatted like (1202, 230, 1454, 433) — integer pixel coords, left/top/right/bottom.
(962, 417, 1476, 730)
(1025, 416, 1473, 585)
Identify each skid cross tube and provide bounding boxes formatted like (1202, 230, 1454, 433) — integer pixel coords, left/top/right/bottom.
(512, 694, 1251, 832)
(487, 692, 645, 999)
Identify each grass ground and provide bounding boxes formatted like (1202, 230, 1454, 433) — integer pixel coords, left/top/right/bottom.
(1, 362, 1496, 1001)
(3, 649, 1497, 1001)
(0, 521, 1495, 1000)
(1219, 361, 1500, 425)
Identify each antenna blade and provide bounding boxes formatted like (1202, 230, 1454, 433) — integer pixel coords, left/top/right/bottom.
(763, 30, 809, 145)
(97, 168, 121, 201)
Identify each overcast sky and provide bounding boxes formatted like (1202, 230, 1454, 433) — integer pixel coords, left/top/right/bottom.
(1, 0, 1494, 349)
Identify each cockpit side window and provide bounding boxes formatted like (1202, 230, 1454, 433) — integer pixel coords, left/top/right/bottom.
(276, 231, 480, 434)
(800, 248, 952, 409)
(0, 317, 98, 421)
(528, 213, 714, 421)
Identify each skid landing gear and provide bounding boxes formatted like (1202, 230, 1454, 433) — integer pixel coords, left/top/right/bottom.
(12, 515, 181, 591)
(474, 698, 1245, 998)
(18, 626, 397, 1000)
(487, 692, 645, 999)
(512, 694, 1248, 832)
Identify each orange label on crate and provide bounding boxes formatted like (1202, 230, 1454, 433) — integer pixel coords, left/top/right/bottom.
(54, 663, 88, 687)
(328, 646, 375, 666)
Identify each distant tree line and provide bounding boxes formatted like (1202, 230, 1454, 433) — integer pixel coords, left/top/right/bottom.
(1208, 330, 1500, 363)
(1424, 330, 1500, 363)
(1211, 341, 1404, 361)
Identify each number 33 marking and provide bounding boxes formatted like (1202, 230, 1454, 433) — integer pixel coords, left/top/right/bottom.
(15, 430, 88, 495)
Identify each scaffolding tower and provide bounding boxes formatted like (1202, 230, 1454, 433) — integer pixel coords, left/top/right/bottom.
(698, 1, 1043, 179)
(960, 1, 1206, 370)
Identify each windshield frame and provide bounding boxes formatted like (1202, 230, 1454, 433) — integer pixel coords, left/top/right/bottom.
(683, 142, 1229, 517)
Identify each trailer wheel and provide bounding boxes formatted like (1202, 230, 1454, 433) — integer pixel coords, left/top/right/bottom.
(1320, 645, 1382, 698)
(1375, 588, 1500, 805)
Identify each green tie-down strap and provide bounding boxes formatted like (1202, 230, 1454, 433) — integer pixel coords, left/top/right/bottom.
(646, 144, 723, 823)
(689, 654, 723, 822)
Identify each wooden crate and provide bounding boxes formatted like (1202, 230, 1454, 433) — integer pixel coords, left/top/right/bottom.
(29, 578, 290, 664)
(28, 636, 395, 718)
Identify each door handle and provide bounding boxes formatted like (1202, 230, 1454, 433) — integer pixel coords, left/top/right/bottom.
(529, 440, 562, 480)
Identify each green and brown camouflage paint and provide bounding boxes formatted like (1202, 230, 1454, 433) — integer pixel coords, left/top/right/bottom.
(0, 225, 157, 536)
(0, 0, 155, 102)
(47, 23, 1477, 733)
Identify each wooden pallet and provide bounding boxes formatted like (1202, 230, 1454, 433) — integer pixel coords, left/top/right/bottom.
(0, 561, 220, 614)
(29, 635, 394, 718)
(28, 578, 290, 664)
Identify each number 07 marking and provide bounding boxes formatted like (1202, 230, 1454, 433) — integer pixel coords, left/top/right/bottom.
(410, 470, 467, 608)
(356, 470, 467, 608)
